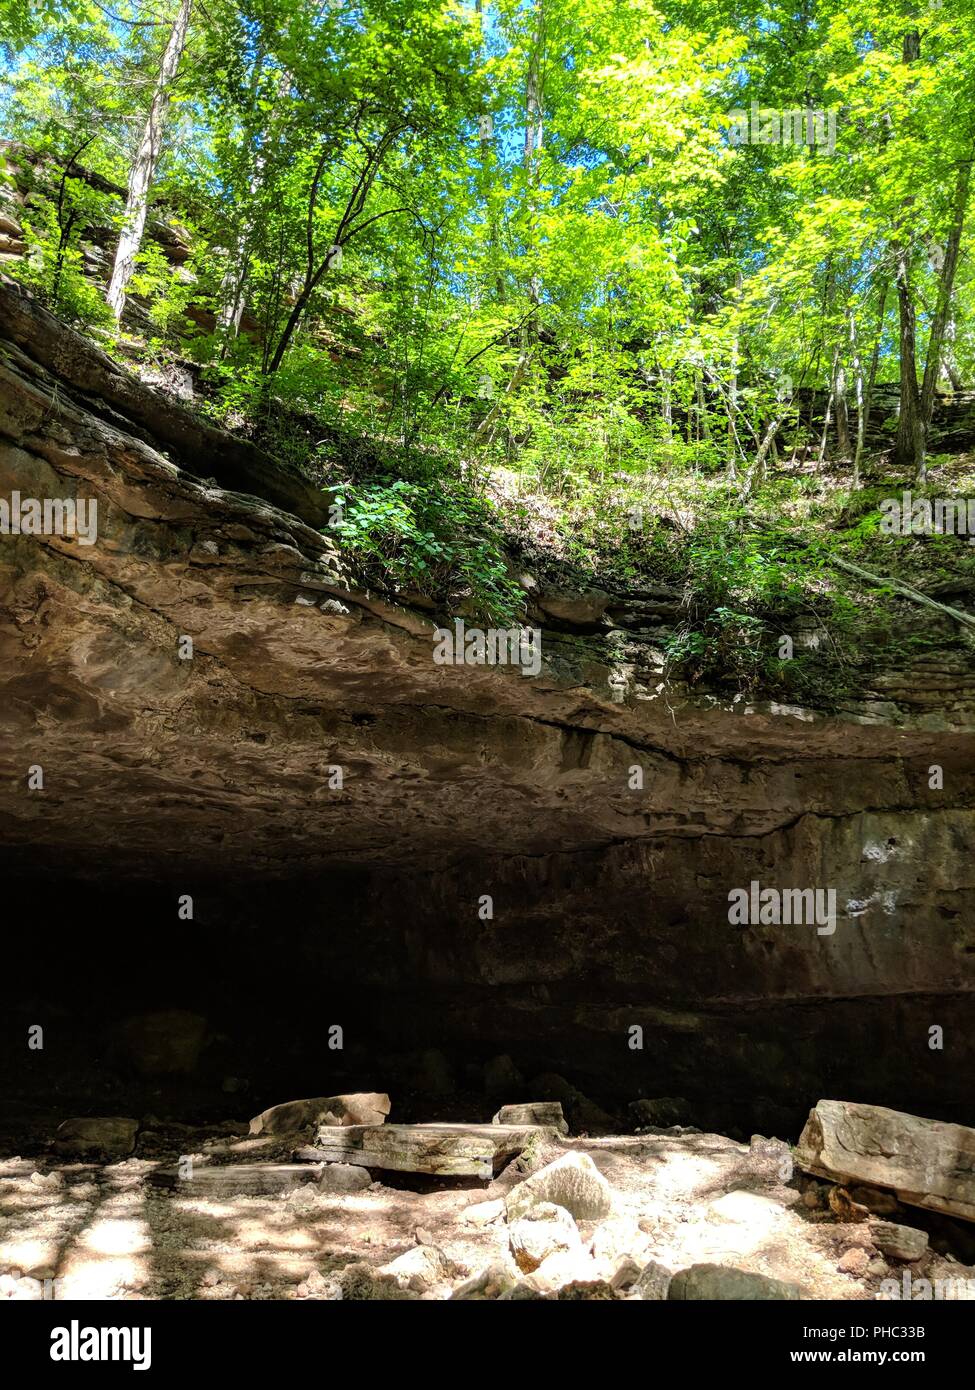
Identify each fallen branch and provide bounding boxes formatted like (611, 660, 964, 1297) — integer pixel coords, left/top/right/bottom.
(745, 512, 975, 632)
(825, 553, 975, 633)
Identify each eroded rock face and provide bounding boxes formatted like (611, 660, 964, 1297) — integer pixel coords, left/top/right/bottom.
(1, 276, 975, 1122)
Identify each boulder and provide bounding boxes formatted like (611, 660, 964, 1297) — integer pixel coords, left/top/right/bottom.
(509, 1203, 581, 1272)
(55, 1117, 138, 1157)
(631, 1259, 674, 1300)
(668, 1264, 802, 1301)
(630, 1097, 691, 1130)
(530, 1074, 614, 1133)
(114, 1010, 207, 1076)
(318, 1163, 372, 1194)
(505, 1151, 614, 1222)
(248, 1093, 390, 1135)
(412, 1049, 454, 1095)
(872, 1222, 929, 1263)
(492, 1102, 568, 1135)
(796, 1100, 975, 1224)
(483, 1054, 524, 1098)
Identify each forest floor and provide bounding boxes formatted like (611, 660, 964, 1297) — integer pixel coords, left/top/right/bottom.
(2, 1128, 972, 1301)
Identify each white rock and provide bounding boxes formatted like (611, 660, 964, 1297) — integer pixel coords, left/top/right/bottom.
(505, 1151, 614, 1222)
(509, 1202, 581, 1272)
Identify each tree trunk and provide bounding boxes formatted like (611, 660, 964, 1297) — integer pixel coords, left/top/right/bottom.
(920, 146, 973, 429)
(523, 0, 544, 320)
(833, 356, 851, 459)
(893, 238, 924, 476)
(892, 28, 924, 477)
(106, 0, 193, 322)
(851, 311, 865, 486)
(726, 272, 742, 478)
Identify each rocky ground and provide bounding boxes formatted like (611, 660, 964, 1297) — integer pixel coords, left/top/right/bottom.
(2, 1118, 973, 1302)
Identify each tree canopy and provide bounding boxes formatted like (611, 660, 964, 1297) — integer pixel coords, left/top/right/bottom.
(2, 0, 974, 692)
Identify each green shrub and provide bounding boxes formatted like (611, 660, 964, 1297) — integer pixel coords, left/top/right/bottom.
(330, 478, 524, 626)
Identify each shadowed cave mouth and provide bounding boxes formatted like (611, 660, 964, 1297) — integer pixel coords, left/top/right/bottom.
(5, 862, 973, 1156)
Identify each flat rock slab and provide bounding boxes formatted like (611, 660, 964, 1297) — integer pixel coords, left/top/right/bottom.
(296, 1122, 552, 1178)
(796, 1099, 975, 1224)
(149, 1162, 323, 1197)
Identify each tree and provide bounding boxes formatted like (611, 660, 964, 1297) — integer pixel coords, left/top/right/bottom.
(105, 0, 193, 321)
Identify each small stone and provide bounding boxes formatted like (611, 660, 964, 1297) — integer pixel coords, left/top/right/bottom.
(871, 1222, 929, 1263)
(838, 1247, 871, 1276)
(462, 1198, 504, 1227)
(29, 1171, 62, 1189)
(380, 1245, 453, 1293)
(631, 1259, 673, 1300)
(608, 1254, 642, 1291)
(500, 1281, 548, 1300)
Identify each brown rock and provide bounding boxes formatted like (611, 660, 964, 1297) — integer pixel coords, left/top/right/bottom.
(872, 1222, 929, 1263)
(797, 1100, 975, 1224)
(492, 1102, 569, 1135)
(55, 1117, 138, 1157)
(249, 1093, 391, 1135)
(838, 1247, 871, 1276)
(828, 1185, 870, 1222)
